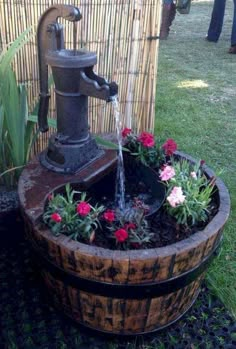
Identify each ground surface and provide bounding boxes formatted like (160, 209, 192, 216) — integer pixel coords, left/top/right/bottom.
(156, 0, 236, 318)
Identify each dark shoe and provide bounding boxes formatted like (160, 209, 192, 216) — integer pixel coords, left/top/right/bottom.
(205, 36, 218, 43)
(228, 45, 236, 54)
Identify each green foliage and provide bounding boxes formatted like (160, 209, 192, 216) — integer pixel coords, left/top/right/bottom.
(0, 27, 36, 187)
(104, 207, 153, 250)
(43, 184, 104, 242)
(164, 160, 215, 226)
(43, 184, 153, 250)
(124, 131, 165, 168)
(133, 142, 164, 168)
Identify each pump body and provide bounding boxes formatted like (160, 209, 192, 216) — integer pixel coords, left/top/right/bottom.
(37, 5, 118, 173)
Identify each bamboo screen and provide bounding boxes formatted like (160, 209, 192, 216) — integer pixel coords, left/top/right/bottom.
(0, 0, 162, 153)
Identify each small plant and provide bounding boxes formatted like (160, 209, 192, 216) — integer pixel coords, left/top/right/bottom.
(43, 184, 104, 243)
(101, 206, 153, 249)
(161, 159, 215, 226)
(0, 27, 37, 187)
(43, 184, 153, 250)
(123, 127, 215, 228)
(122, 128, 172, 168)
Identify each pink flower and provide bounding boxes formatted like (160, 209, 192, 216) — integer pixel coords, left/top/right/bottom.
(122, 127, 132, 138)
(162, 139, 177, 156)
(138, 132, 155, 148)
(103, 210, 115, 223)
(167, 187, 186, 208)
(160, 165, 175, 181)
(77, 202, 91, 216)
(190, 171, 197, 179)
(51, 213, 62, 223)
(114, 228, 129, 242)
(48, 194, 54, 201)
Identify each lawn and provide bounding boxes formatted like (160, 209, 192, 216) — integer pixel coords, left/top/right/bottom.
(156, 0, 236, 318)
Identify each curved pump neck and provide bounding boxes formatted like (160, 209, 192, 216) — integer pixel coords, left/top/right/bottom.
(37, 5, 82, 132)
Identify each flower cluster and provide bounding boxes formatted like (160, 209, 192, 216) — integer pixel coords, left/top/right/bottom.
(122, 128, 177, 168)
(102, 208, 152, 248)
(43, 130, 216, 250)
(161, 160, 215, 226)
(43, 184, 152, 249)
(122, 128, 215, 227)
(43, 184, 104, 243)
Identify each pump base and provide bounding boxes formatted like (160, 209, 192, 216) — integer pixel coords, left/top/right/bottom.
(40, 134, 104, 174)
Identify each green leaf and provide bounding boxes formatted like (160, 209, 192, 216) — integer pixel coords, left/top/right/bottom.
(28, 114, 57, 129)
(0, 27, 34, 74)
(94, 135, 129, 152)
(2, 69, 23, 166)
(0, 104, 3, 140)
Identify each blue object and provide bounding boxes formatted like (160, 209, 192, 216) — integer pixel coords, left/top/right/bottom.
(207, 0, 236, 46)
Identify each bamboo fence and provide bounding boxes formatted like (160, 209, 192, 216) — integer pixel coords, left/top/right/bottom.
(0, 0, 162, 154)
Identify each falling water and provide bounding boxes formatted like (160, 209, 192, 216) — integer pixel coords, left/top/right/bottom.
(112, 98, 126, 212)
(73, 22, 77, 55)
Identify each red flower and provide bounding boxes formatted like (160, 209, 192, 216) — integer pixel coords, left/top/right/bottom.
(124, 222, 136, 230)
(103, 209, 115, 223)
(131, 242, 141, 249)
(114, 228, 129, 242)
(138, 132, 155, 148)
(162, 138, 177, 156)
(51, 212, 62, 223)
(200, 159, 206, 166)
(77, 202, 91, 216)
(122, 127, 132, 138)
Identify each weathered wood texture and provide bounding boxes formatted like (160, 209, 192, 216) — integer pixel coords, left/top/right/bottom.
(41, 268, 203, 334)
(18, 153, 230, 334)
(0, 0, 162, 155)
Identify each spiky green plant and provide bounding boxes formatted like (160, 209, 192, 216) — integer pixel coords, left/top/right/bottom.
(0, 27, 36, 187)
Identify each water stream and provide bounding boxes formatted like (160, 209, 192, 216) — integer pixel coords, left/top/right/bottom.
(112, 98, 126, 212)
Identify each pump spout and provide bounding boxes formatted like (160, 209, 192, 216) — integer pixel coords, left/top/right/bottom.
(79, 68, 118, 102)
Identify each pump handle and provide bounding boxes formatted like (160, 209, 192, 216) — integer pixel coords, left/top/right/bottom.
(37, 5, 82, 132)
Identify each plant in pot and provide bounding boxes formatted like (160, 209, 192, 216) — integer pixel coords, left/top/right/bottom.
(19, 128, 230, 335)
(0, 28, 38, 239)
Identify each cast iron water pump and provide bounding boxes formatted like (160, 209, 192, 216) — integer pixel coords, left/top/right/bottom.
(37, 4, 118, 173)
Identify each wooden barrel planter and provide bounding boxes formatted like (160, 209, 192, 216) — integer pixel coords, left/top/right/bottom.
(18, 151, 230, 336)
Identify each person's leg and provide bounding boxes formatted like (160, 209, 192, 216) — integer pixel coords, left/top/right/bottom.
(160, 0, 176, 40)
(207, 0, 226, 42)
(229, 0, 236, 51)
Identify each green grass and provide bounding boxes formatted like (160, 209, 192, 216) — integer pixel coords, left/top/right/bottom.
(156, 0, 236, 318)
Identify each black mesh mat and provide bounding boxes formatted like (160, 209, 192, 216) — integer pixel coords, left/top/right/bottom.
(0, 234, 235, 349)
